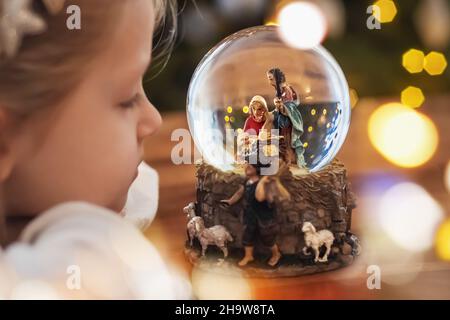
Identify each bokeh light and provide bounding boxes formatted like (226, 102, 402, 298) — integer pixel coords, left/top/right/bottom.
(264, 20, 279, 26)
(424, 51, 448, 75)
(349, 88, 359, 108)
(378, 182, 444, 252)
(368, 103, 438, 168)
(415, 0, 450, 50)
(191, 268, 252, 300)
(402, 49, 425, 74)
(373, 0, 398, 23)
(366, 235, 425, 286)
(359, 174, 426, 286)
(445, 160, 450, 193)
(435, 219, 450, 261)
(278, 2, 327, 49)
(401, 86, 425, 108)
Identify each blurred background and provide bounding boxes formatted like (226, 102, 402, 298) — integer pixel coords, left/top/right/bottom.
(147, 0, 450, 111)
(143, 0, 450, 299)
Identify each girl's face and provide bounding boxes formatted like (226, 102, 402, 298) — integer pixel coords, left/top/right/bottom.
(252, 102, 266, 123)
(3, 0, 161, 216)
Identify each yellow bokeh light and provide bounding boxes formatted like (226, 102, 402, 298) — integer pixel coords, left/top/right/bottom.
(424, 51, 448, 76)
(265, 20, 279, 26)
(373, 0, 397, 23)
(263, 144, 279, 157)
(401, 86, 425, 108)
(349, 88, 359, 109)
(322, 109, 327, 115)
(303, 142, 308, 148)
(311, 108, 316, 116)
(435, 220, 450, 261)
(308, 126, 313, 132)
(326, 122, 331, 128)
(226, 106, 233, 113)
(368, 103, 438, 168)
(224, 115, 230, 122)
(242, 105, 249, 114)
(191, 268, 252, 300)
(402, 49, 425, 74)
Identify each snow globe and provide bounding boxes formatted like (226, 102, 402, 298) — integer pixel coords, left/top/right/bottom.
(184, 25, 360, 277)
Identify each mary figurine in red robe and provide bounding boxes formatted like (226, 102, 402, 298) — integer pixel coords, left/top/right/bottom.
(243, 95, 269, 136)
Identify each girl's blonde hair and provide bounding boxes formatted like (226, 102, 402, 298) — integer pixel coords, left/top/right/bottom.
(0, 0, 177, 118)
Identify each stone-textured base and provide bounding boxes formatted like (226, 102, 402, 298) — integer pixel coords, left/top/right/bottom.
(184, 245, 355, 278)
(186, 159, 360, 277)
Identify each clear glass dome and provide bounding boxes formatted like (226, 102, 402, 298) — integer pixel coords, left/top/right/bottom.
(187, 25, 351, 173)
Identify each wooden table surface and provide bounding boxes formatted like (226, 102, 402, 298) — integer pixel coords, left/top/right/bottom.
(143, 96, 450, 300)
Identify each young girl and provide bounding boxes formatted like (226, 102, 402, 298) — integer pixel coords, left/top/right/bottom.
(0, 0, 190, 299)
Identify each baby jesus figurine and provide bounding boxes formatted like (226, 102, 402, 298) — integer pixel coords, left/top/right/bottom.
(221, 161, 290, 267)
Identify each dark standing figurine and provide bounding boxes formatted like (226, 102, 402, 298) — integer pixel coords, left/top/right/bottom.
(221, 160, 290, 267)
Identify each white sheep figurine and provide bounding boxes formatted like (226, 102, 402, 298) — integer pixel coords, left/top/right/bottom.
(183, 202, 198, 247)
(183, 202, 233, 258)
(193, 217, 233, 258)
(301, 221, 335, 263)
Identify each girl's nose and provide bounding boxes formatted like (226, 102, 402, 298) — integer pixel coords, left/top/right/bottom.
(137, 97, 162, 144)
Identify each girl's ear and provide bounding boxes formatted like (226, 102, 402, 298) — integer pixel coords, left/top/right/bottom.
(0, 108, 16, 182)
